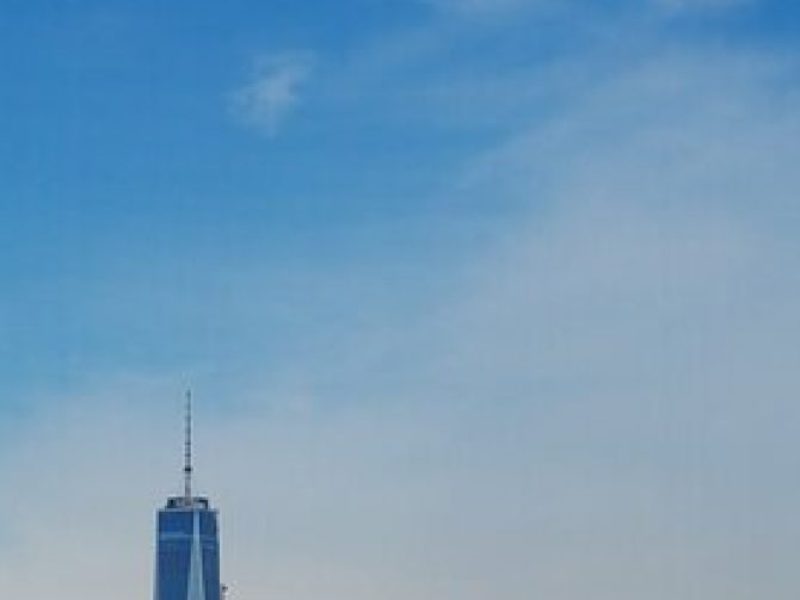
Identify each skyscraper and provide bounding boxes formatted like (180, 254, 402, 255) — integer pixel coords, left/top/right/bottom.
(154, 393, 222, 600)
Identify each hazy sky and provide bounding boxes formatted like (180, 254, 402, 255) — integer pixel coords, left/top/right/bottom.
(1, 1, 800, 599)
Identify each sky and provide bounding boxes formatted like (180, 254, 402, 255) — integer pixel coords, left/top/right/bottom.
(1, 0, 800, 599)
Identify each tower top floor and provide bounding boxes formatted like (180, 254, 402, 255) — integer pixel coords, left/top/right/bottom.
(164, 495, 212, 511)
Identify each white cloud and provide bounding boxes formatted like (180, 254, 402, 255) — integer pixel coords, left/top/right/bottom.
(229, 53, 314, 135)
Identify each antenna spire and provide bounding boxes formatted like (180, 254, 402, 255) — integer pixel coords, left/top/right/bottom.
(184, 389, 193, 502)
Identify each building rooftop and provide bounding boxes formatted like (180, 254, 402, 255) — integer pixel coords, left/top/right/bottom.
(164, 495, 211, 510)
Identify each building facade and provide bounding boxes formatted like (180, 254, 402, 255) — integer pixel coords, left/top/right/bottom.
(155, 497, 222, 600)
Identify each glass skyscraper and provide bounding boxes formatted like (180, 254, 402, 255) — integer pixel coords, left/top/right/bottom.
(154, 394, 222, 600)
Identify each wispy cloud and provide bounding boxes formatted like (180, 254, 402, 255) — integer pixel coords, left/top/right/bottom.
(427, 0, 753, 18)
(656, 0, 755, 12)
(229, 53, 314, 135)
(429, 0, 545, 14)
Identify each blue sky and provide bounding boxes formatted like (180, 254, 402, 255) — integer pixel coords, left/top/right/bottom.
(0, 0, 796, 399)
(1, 1, 800, 599)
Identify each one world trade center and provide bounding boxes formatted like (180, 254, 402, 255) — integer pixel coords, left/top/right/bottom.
(154, 393, 222, 600)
